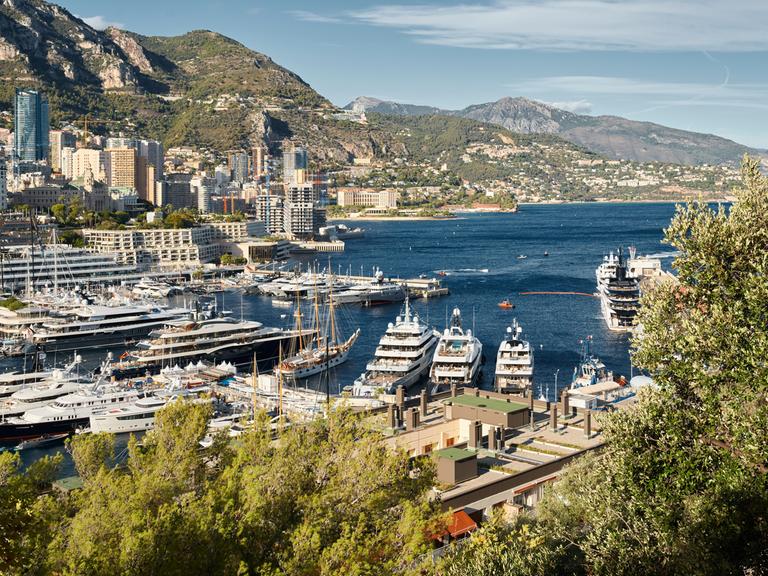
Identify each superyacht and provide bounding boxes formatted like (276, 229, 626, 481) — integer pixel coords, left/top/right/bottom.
(429, 307, 483, 388)
(494, 320, 534, 394)
(596, 248, 641, 332)
(351, 297, 439, 396)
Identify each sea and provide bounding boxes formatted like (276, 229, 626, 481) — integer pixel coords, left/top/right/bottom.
(10, 202, 680, 474)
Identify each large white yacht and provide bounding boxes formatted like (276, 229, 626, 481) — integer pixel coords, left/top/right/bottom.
(429, 308, 483, 388)
(0, 381, 143, 441)
(596, 248, 641, 332)
(0, 359, 90, 419)
(332, 270, 406, 306)
(351, 298, 439, 396)
(30, 304, 192, 352)
(494, 320, 534, 394)
(0, 369, 56, 399)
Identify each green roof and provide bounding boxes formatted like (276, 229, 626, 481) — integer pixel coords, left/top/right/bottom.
(434, 447, 477, 461)
(445, 394, 528, 414)
(53, 475, 83, 492)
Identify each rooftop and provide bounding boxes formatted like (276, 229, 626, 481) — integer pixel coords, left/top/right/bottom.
(445, 394, 528, 414)
(434, 447, 477, 461)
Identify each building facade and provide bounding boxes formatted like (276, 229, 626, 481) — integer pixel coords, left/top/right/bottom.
(104, 148, 137, 189)
(282, 145, 307, 184)
(337, 188, 398, 209)
(49, 130, 76, 173)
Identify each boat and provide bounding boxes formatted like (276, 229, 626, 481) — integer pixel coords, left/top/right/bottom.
(13, 432, 69, 451)
(0, 369, 58, 399)
(0, 375, 144, 441)
(352, 297, 439, 396)
(275, 285, 360, 381)
(494, 320, 534, 394)
(544, 251, 549, 257)
(498, 299, 515, 310)
(132, 278, 180, 299)
(30, 304, 193, 352)
(596, 248, 641, 332)
(429, 308, 483, 389)
(570, 336, 615, 390)
(437, 271, 447, 277)
(331, 270, 406, 306)
(0, 357, 89, 419)
(517, 255, 527, 260)
(115, 317, 312, 376)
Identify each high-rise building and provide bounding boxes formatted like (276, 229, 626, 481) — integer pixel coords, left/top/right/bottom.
(283, 183, 319, 239)
(228, 151, 250, 184)
(60, 147, 75, 180)
(105, 148, 137, 189)
(13, 89, 49, 163)
(0, 159, 7, 210)
(252, 146, 266, 179)
(73, 149, 105, 181)
(190, 176, 215, 213)
(49, 130, 76, 173)
(138, 139, 163, 180)
(105, 137, 136, 150)
(282, 145, 307, 184)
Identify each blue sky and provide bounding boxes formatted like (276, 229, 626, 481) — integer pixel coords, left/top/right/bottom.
(60, 0, 768, 148)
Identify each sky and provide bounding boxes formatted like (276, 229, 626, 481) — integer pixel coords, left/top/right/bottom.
(59, 0, 768, 148)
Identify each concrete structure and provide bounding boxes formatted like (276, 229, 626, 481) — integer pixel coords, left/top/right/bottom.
(72, 149, 106, 182)
(48, 130, 76, 173)
(60, 147, 75, 179)
(252, 146, 266, 179)
(14, 89, 49, 162)
(105, 137, 135, 149)
(284, 184, 321, 239)
(283, 145, 307, 184)
(190, 176, 215, 213)
(228, 151, 249, 184)
(337, 188, 398, 210)
(444, 392, 529, 430)
(435, 448, 478, 485)
(254, 193, 284, 234)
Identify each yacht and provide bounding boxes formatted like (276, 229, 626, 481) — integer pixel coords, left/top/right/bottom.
(0, 358, 89, 419)
(332, 270, 406, 306)
(351, 298, 439, 396)
(0, 381, 143, 441)
(429, 308, 483, 388)
(30, 304, 192, 352)
(596, 248, 641, 332)
(118, 317, 311, 375)
(132, 278, 180, 299)
(0, 369, 59, 399)
(89, 389, 212, 435)
(494, 320, 534, 394)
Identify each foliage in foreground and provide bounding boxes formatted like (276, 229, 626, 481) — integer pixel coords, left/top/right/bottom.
(437, 157, 768, 576)
(2, 403, 442, 576)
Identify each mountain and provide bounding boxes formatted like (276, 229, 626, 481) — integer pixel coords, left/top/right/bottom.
(346, 96, 763, 166)
(0, 0, 393, 162)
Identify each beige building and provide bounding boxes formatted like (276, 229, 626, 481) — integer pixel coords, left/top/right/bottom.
(72, 149, 105, 182)
(105, 147, 137, 189)
(337, 188, 398, 209)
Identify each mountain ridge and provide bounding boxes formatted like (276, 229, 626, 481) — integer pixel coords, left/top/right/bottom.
(346, 95, 764, 165)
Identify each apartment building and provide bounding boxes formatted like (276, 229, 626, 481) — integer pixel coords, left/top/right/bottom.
(337, 188, 398, 209)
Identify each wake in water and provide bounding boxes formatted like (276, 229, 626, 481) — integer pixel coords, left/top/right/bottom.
(435, 268, 489, 276)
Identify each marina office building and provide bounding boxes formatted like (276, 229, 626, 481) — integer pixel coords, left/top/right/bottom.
(83, 220, 269, 268)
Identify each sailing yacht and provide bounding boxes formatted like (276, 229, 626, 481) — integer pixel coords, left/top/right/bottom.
(494, 320, 534, 394)
(351, 297, 439, 396)
(275, 285, 359, 381)
(429, 308, 483, 388)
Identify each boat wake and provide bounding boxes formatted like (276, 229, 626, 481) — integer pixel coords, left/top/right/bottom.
(436, 268, 489, 276)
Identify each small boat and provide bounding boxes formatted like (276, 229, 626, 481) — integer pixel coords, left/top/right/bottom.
(544, 251, 549, 257)
(517, 255, 527, 260)
(498, 299, 515, 310)
(437, 271, 447, 277)
(13, 432, 69, 451)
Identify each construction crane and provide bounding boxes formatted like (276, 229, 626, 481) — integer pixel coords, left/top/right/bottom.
(70, 115, 125, 146)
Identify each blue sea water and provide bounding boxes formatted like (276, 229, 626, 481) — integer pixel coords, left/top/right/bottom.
(13, 202, 679, 474)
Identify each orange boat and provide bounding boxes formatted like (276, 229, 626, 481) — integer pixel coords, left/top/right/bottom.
(498, 299, 515, 309)
(437, 271, 447, 277)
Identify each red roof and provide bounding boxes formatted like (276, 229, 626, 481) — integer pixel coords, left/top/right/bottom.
(447, 510, 478, 538)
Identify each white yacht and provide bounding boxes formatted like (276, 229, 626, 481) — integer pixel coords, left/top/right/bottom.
(0, 359, 89, 419)
(570, 337, 614, 390)
(429, 308, 483, 388)
(0, 369, 58, 399)
(596, 248, 641, 332)
(351, 298, 439, 396)
(30, 304, 192, 352)
(89, 389, 212, 435)
(132, 278, 180, 299)
(0, 382, 143, 441)
(494, 320, 534, 394)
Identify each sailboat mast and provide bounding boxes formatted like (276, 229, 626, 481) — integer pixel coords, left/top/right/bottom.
(295, 291, 304, 352)
(251, 352, 258, 422)
(329, 280, 336, 345)
(313, 278, 322, 349)
(278, 343, 284, 430)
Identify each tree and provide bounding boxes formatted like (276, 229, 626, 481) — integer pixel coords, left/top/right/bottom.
(220, 253, 233, 265)
(439, 157, 768, 576)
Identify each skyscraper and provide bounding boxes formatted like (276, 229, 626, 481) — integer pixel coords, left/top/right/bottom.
(14, 89, 49, 162)
(228, 151, 250, 184)
(49, 130, 76, 173)
(282, 145, 308, 184)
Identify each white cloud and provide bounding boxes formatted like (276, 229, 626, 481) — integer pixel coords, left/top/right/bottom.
(349, 0, 768, 52)
(289, 10, 343, 24)
(544, 99, 592, 113)
(79, 15, 124, 30)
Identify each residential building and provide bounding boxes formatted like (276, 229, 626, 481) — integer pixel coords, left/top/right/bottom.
(190, 175, 215, 213)
(49, 130, 76, 173)
(252, 146, 266, 179)
(157, 176, 196, 210)
(228, 151, 249, 184)
(104, 148, 137, 189)
(105, 137, 136, 149)
(282, 145, 307, 184)
(72, 149, 105, 181)
(138, 139, 163, 180)
(254, 193, 284, 235)
(337, 188, 398, 210)
(0, 159, 6, 210)
(284, 183, 322, 239)
(13, 89, 49, 162)
(60, 147, 75, 179)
